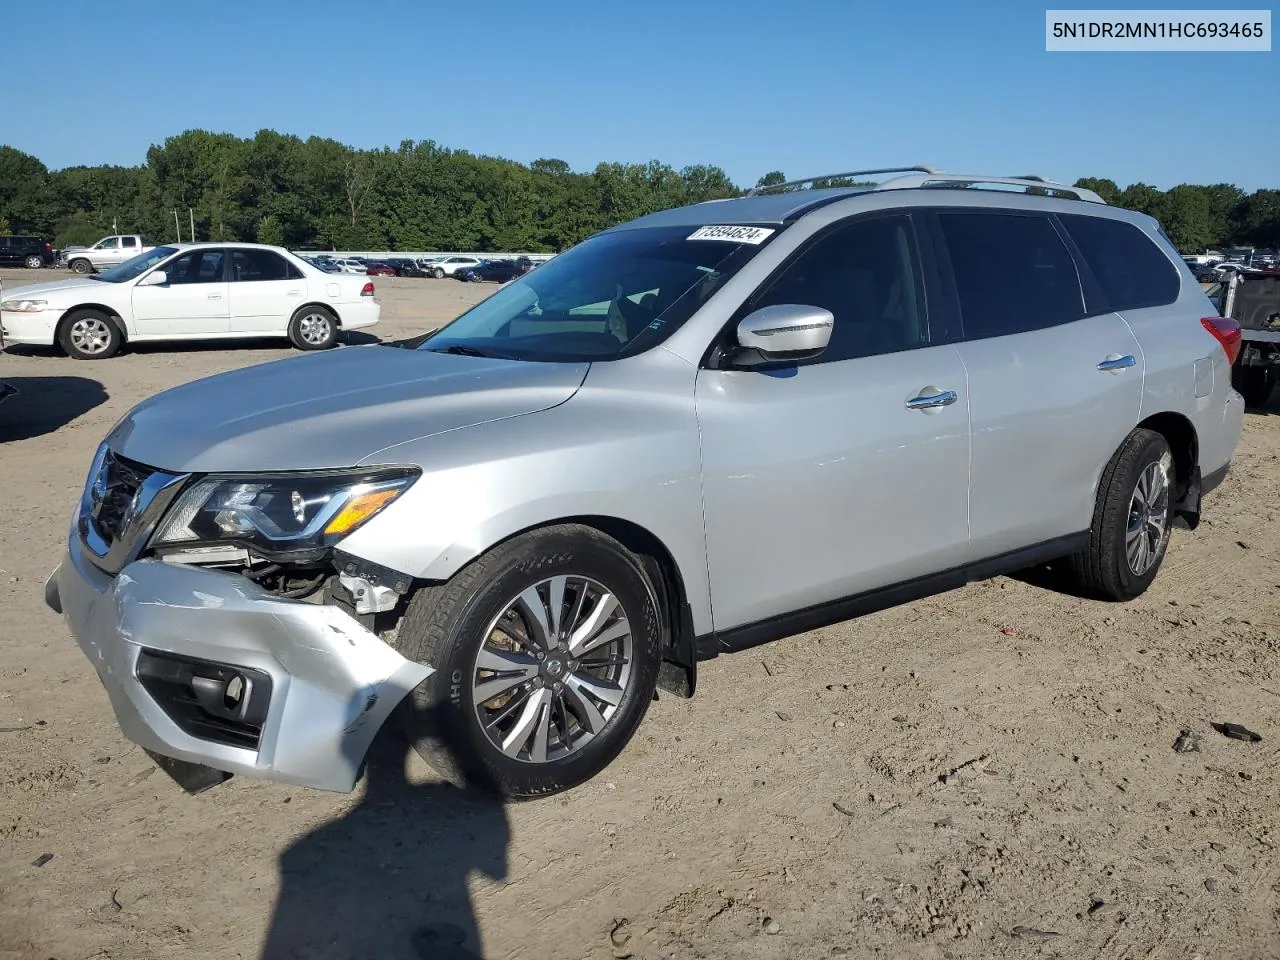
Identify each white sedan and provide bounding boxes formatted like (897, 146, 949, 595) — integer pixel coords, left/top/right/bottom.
(0, 243, 380, 359)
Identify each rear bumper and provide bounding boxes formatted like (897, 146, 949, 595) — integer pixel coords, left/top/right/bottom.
(0, 309, 57, 346)
(47, 541, 431, 792)
(338, 300, 381, 331)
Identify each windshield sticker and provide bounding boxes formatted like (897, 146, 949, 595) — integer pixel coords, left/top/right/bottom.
(687, 225, 775, 244)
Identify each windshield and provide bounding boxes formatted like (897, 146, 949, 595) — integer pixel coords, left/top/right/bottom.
(91, 246, 178, 283)
(417, 224, 779, 361)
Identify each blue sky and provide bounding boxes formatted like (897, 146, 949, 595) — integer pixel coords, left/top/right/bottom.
(7, 0, 1277, 190)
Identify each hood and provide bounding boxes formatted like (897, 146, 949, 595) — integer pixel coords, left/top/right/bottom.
(0, 277, 118, 301)
(105, 345, 590, 473)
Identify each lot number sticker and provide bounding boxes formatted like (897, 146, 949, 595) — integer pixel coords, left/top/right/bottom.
(687, 225, 775, 244)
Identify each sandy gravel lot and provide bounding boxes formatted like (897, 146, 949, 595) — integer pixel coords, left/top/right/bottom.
(1, 267, 1277, 960)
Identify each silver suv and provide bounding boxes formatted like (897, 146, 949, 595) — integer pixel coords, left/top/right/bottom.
(46, 166, 1245, 799)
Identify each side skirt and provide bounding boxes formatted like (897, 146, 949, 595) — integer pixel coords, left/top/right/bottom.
(695, 532, 1090, 659)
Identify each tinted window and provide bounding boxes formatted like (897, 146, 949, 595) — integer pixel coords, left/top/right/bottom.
(165, 249, 226, 284)
(121, 236, 137, 248)
(938, 212, 1084, 339)
(748, 214, 928, 362)
(230, 249, 296, 281)
(1059, 214, 1180, 310)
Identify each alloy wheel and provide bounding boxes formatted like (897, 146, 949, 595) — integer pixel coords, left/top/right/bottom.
(298, 312, 332, 345)
(471, 575, 634, 764)
(69, 316, 113, 356)
(1126, 459, 1170, 575)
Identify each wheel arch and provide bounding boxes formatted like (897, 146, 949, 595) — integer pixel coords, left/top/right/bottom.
(57, 304, 129, 342)
(1136, 410, 1200, 528)
(294, 301, 341, 326)
(424, 514, 699, 699)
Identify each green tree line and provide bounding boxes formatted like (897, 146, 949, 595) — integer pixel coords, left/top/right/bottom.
(0, 131, 1275, 254)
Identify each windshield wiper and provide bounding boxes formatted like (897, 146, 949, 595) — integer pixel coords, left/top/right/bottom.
(427, 344, 511, 359)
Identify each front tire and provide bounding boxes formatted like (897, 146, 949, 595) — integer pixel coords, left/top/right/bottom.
(1066, 428, 1174, 601)
(432, 267, 445, 279)
(69, 259, 93, 275)
(395, 524, 663, 799)
(287, 306, 339, 350)
(58, 309, 122, 359)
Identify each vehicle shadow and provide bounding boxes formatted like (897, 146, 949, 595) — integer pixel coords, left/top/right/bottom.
(0, 376, 108, 442)
(260, 729, 509, 960)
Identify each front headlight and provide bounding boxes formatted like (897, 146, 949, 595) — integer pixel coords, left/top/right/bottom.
(1, 299, 48, 312)
(151, 468, 419, 556)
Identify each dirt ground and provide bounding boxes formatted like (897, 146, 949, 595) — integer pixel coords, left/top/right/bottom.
(1, 266, 1277, 960)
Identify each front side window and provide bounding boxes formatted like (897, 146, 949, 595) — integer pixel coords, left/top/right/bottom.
(92, 246, 178, 283)
(938, 212, 1084, 339)
(419, 224, 780, 362)
(165, 249, 226, 284)
(96, 237, 120, 250)
(230, 249, 296, 282)
(744, 214, 929, 363)
(1058, 214, 1180, 311)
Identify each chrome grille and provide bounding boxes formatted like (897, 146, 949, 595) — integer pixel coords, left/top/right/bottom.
(78, 445, 189, 574)
(89, 451, 154, 546)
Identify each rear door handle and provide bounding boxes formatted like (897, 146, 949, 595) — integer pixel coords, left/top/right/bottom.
(207, 294, 223, 300)
(1097, 354, 1136, 372)
(906, 388, 958, 411)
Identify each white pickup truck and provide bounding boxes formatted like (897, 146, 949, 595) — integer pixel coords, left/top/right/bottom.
(63, 235, 155, 274)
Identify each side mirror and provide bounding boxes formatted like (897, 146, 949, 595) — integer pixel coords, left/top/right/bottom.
(137, 270, 167, 287)
(731, 304, 833, 365)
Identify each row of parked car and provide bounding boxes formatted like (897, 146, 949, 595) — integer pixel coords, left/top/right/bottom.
(299, 253, 540, 283)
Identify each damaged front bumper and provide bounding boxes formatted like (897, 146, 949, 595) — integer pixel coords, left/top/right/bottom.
(46, 542, 431, 793)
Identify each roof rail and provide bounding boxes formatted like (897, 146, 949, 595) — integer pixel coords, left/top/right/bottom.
(745, 166, 941, 196)
(745, 166, 1106, 204)
(873, 172, 1107, 204)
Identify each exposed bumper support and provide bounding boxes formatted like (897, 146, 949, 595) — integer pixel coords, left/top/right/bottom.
(47, 545, 432, 792)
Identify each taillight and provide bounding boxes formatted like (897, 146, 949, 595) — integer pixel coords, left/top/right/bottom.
(361, 282, 375, 297)
(1201, 316, 1242, 365)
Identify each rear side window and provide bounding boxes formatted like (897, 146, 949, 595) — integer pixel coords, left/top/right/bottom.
(1058, 214, 1180, 310)
(938, 212, 1085, 339)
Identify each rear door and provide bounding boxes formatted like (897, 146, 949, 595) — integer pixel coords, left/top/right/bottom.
(228, 248, 305, 333)
(696, 212, 972, 632)
(928, 209, 1143, 560)
(131, 248, 231, 336)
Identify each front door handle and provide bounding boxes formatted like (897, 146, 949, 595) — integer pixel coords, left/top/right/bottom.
(207, 293, 223, 300)
(906, 388, 958, 411)
(1097, 354, 1136, 372)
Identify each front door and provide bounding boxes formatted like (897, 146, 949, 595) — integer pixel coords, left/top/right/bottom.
(227, 248, 305, 333)
(696, 213, 971, 633)
(929, 209, 1145, 559)
(131, 248, 230, 337)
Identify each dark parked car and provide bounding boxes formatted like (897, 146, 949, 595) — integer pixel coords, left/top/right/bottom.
(384, 257, 429, 277)
(458, 257, 534, 283)
(0, 235, 54, 268)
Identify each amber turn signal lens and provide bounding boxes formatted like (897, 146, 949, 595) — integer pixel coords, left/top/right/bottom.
(323, 488, 401, 535)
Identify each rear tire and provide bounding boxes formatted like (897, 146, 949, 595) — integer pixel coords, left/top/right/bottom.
(1066, 428, 1174, 601)
(69, 259, 93, 275)
(287, 306, 338, 350)
(1232, 364, 1275, 408)
(58, 309, 122, 360)
(23, 255, 42, 269)
(394, 524, 663, 799)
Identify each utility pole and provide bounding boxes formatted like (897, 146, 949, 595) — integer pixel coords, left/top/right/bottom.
(189, 209, 195, 243)
(174, 210, 181, 242)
